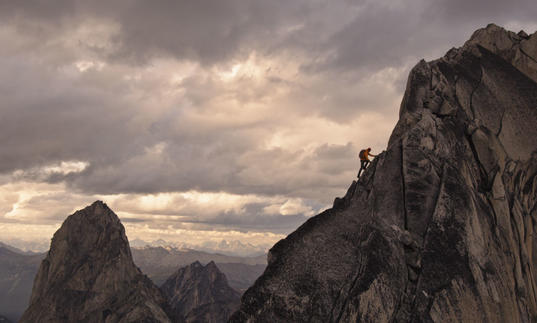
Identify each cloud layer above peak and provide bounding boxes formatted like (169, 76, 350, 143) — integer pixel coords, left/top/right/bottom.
(1, 0, 536, 253)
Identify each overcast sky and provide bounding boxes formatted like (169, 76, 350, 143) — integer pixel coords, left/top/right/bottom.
(1, 0, 536, 255)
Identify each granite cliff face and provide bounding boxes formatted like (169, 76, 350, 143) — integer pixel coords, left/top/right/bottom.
(161, 261, 241, 323)
(231, 24, 537, 322)
(20, 201, 171, 323)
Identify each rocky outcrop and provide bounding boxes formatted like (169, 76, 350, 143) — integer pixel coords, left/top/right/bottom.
(161, 261, 241, 323)
(20, 201, 171, 323)
(131, 246, 266, 288)
(230, 24, 537, 322)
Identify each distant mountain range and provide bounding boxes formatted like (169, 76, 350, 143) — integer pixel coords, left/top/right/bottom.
(0, 226, 266, 321)
(129, 238, 269, 257)
(0, 244, 44, 322)
(0, 239, 50, 254)
(2, 235, 269, 258)
(132, 246, 265, 291)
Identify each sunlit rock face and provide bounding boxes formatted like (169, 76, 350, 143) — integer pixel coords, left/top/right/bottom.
(230, 24, 537, 323)
(19, 201, 171, 323)
(161, 261, 241, 323)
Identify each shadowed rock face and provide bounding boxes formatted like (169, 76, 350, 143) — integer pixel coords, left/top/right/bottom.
(19, 201, 171, 323)
(161, 261, 241, 323)
(230, 24, 537, 323)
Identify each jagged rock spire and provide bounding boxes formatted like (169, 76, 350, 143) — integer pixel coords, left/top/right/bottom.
(230, 24, 537, 322)
(161, 261, 241, 323)
(20, 201, 171, 323)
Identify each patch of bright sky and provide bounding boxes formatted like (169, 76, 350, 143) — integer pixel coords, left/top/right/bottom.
(0, 178, 315, 249)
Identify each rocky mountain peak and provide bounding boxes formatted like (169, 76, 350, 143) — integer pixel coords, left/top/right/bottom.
(161, 261, 241, 323)
(231, 24, 537, 322)
(44, 201, 131, 267)
(462, 23, 537, 82)
(20, 201, 171, 322)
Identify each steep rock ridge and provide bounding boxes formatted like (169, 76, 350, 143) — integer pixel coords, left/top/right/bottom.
(161, 261, 241, 323)
(20, 201, 171, 323)
(230, 24, 537, 322)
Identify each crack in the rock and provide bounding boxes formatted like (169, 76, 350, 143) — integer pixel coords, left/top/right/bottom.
(469, 65, 484, 120)
(403, 165, 447, 320)
(497, 107, 506, 137)
(389, 281, 409, 323)
(452, 75, 465, 116)
(422, 281, 453, 319)
(509, 215, 525, 299)
(328, 283, 347, 322)
(530, 200, 537, 221)
(520, 47, 537, 64)
(422, 165, 446, 241)
(390, 163, 447, 322)
(401, 142, 408, 230)
(465, 134, 490, 193)
(485, 193, 500, 227)
(327, 225, 370, 323)
(333, 249, 368, 323)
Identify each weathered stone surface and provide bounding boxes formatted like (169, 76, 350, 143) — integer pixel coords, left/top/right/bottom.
(161, 261, 241, 323)
(230, 24, 537, 322)
(20, 201, 171, 323)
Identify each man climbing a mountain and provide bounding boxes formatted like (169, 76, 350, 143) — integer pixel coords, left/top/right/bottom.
(357, 147, 376, 178)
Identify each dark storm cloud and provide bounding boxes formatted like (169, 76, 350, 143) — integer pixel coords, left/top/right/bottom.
(1, 0, 536, 205)
(59, 139, 356, 203)
(0, 57, 150, 173)
(431, 0, 537, 22)
(1, 0, 535, 69)
(1, 0, 536, 250)
(108, 0, 311, 64)
(301, 0, 537, 74)
(0, 0, 313, 65)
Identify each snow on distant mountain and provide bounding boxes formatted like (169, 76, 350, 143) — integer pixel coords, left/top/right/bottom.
(0, 239, 49, 254)
(128, 238, 269, 257)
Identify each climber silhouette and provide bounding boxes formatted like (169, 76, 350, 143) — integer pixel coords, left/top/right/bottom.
(357, 148, 376, 178)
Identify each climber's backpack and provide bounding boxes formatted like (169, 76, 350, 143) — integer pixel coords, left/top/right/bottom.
(359, 149, 366, 160)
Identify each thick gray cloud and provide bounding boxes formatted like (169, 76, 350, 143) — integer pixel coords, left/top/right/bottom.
(1, 0, 536, 250)
(0, 0, 313, 65)
(1, 0, 535, 68)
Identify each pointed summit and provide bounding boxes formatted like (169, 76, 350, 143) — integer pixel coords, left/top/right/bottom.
(20, 201, 171, 322)
(161, 261, 241, 323)
(463, 23, 537, 82)
(231, 24, 537, 322)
